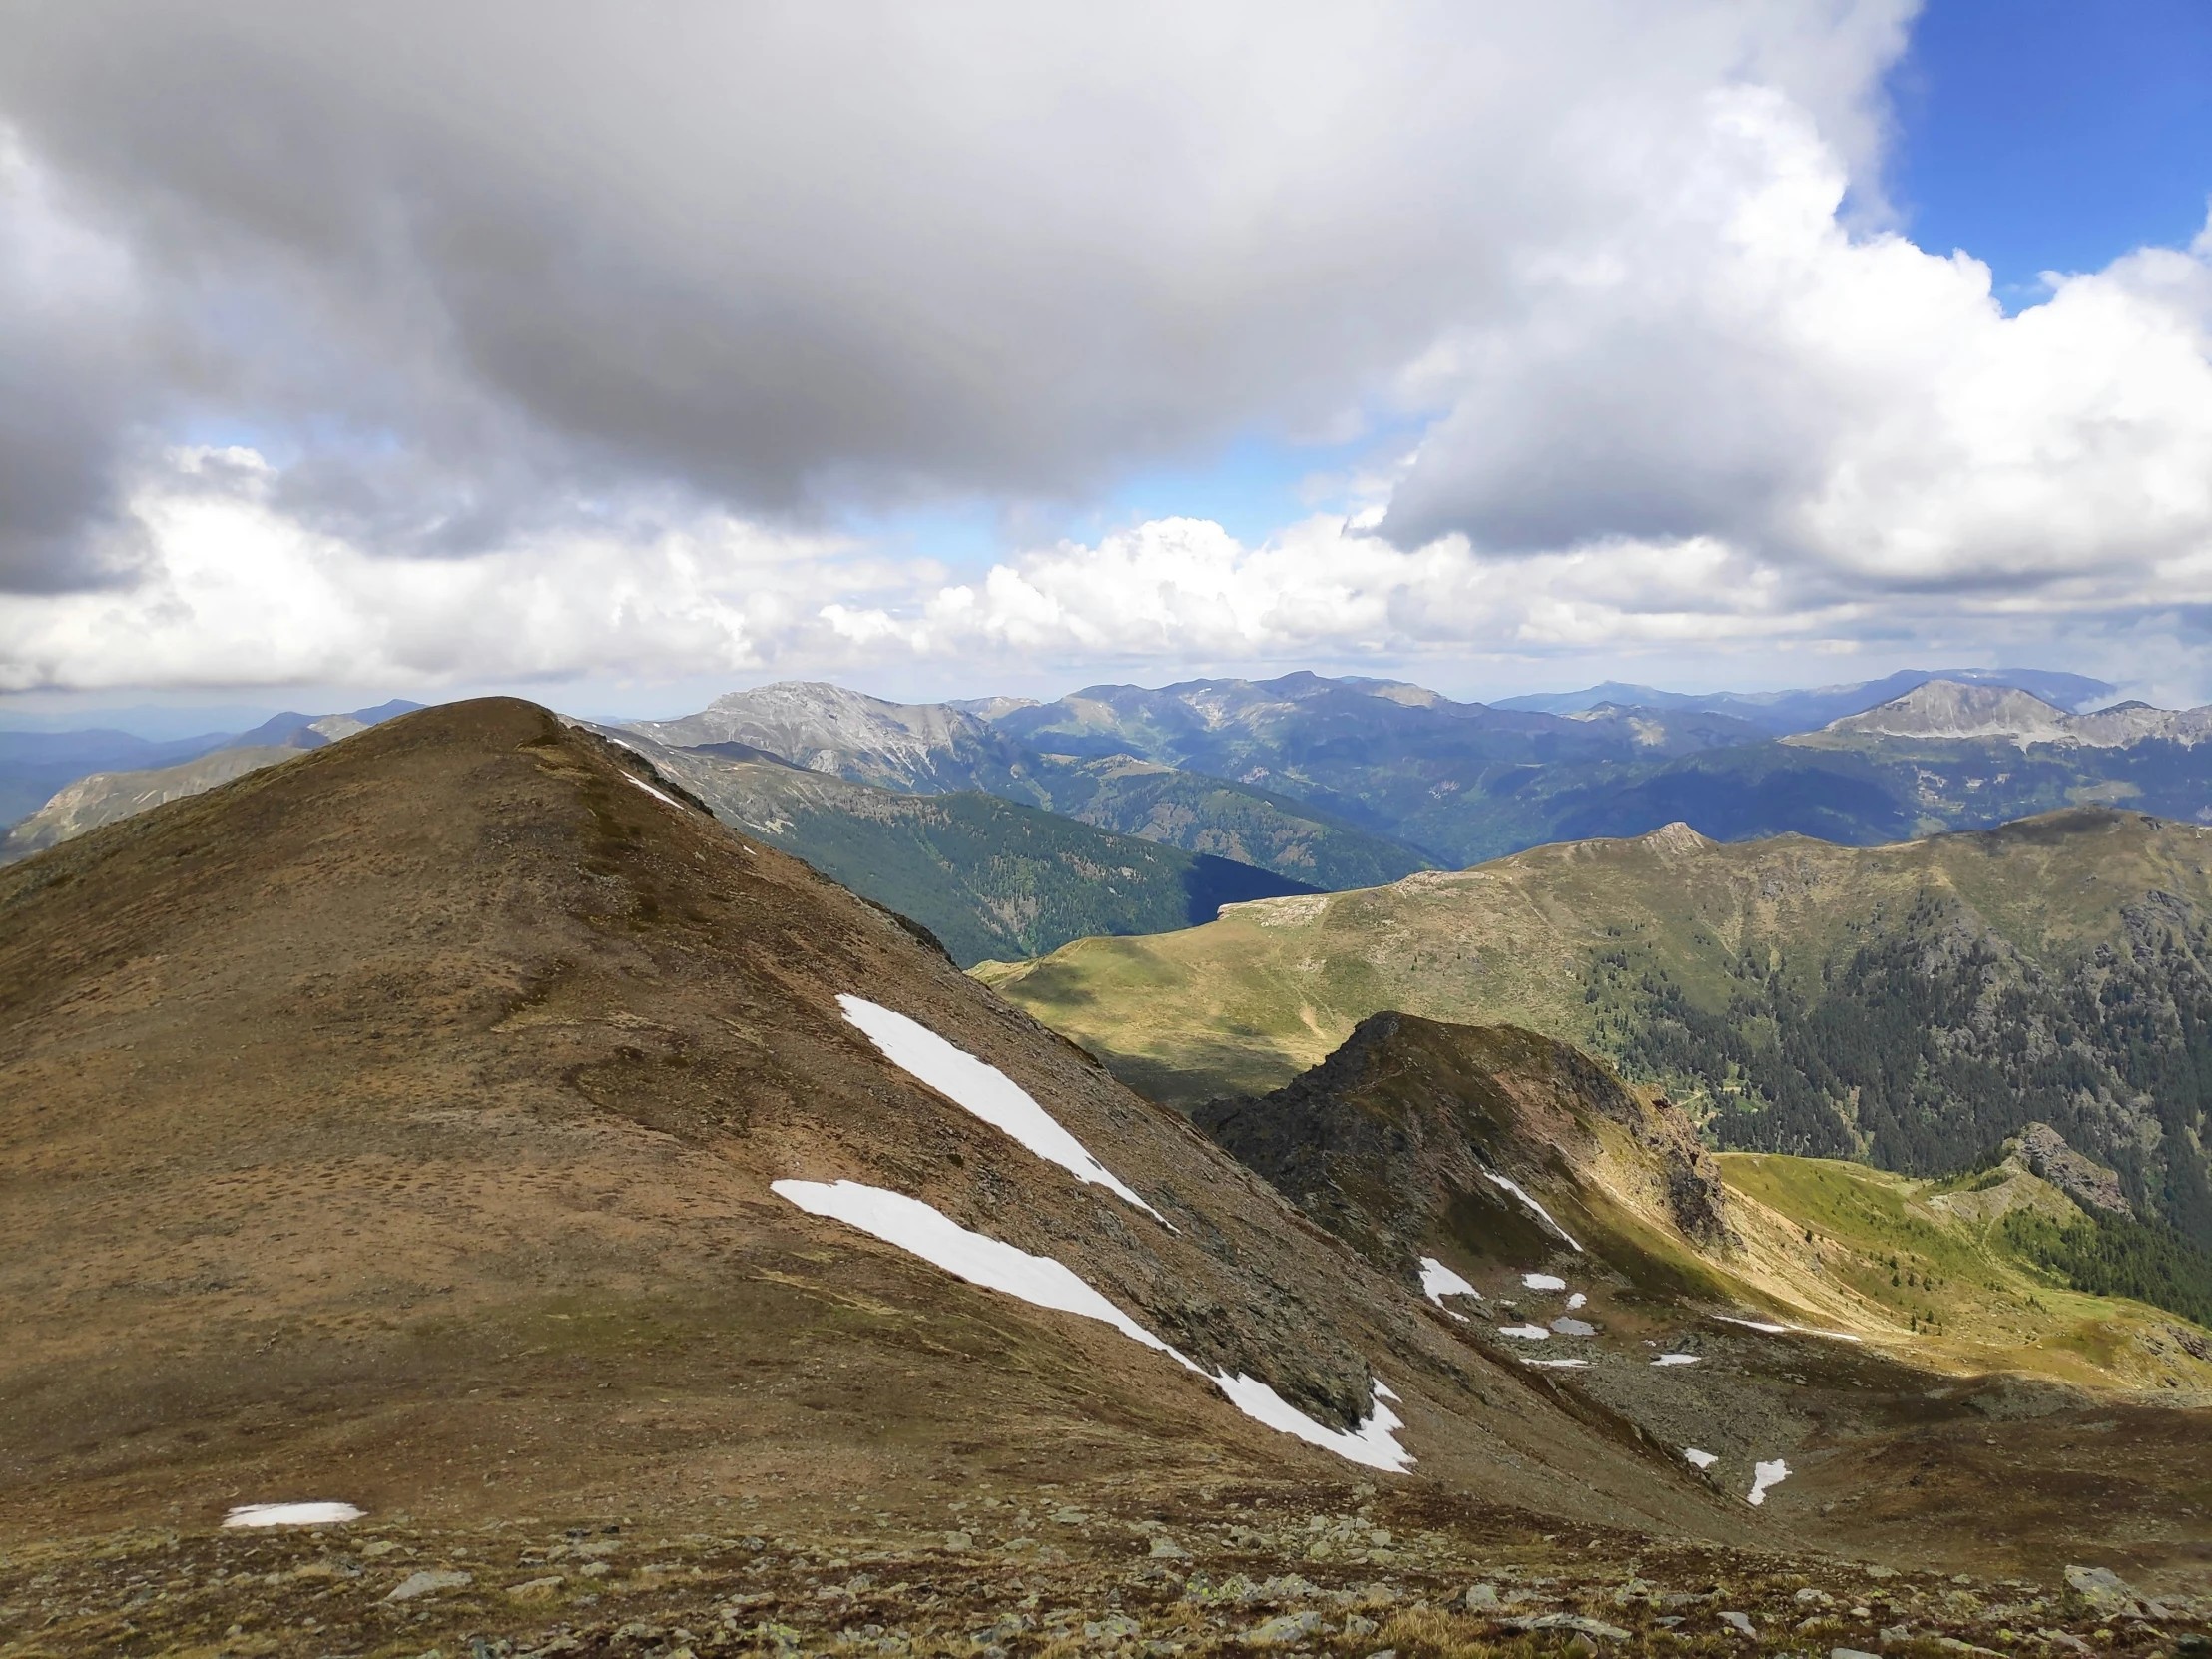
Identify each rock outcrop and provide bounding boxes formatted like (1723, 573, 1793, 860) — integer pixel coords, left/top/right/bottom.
(2014, 1122, 2134, 1218)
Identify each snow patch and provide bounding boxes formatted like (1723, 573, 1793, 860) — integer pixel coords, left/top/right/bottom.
(1682, 1448, 1718, 1470)
(623, 773, 685, 811)
(1521, 1357, 1590, 1369)
(1565, 1292, 1586, 1311)
(1521, 1272, 1566, 1291)
(1419, 1257, 1482, 1310)
(1210, 1374, 1409, 1473)
(1498, 1323, 1551, 1340)
(773, 1179, 1170, 1351)
(772, 1178, 1409, 1471)
(1651, 1354, 1701, 1367)
(223, 1503, 364, 1528)
(1714, 1313, 1864, 1343)
(837, 996, 1163, 1223)
(1746, 1459, 1790, 1506)
(1481, 1171, 1583, 1252)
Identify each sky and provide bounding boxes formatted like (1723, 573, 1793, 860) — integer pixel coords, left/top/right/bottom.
(2, 0, 2211, 725)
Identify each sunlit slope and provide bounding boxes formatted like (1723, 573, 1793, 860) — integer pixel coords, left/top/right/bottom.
(1183, 1009, 2211, 1395)
(976, 805, 2212, 1118)
(1709, 1153, 2212, 1390)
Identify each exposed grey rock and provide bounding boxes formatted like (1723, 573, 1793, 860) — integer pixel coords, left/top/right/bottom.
(384, 1568, 473, 1601)
(2016, 1125, 2132, 1217)
(2063, 1563, 2146, 1619)
(1244, 1609, 1324, 1644)
(1502, 1612, 1631, 1640)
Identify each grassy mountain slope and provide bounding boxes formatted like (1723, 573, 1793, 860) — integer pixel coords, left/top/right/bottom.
(1023, 752, 1433, 889)
(1199, 1011, 2212, 1389)
(592, 727, 1318, 964)
(6, 697, 1755, 1554)
(1188, 1011, 2212, 1577)
(979, 807, 2212, 1247)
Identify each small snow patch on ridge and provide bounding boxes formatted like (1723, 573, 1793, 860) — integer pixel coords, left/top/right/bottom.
(1498, 1323, 1550, 1340)
(623, 774, 686, 811)
(838, 996, 1164, 1223)
(1683, 1448, 1718, 1469)
(1521, 1272, 1566, 1291)
(1652, 1354, 1700, 1367)
(1481, 1171, 1582, 1252)
(772, 1178, 1409, 1471)
(1747, 1459, 1790, 1505)
(223, 1503, 363, 1528)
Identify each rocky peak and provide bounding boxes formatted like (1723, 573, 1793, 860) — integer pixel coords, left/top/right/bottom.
(2012, 1122, 2133, 1218)
(1821, 680, 2073, 745)
(1193, 1012, 1730, 1295)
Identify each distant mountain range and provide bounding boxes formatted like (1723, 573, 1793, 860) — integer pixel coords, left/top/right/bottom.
(617, 670, 2212, 871)
(15, 668, 2212, 970)
(1493, 667, 2117, 732)
(589, 724, 1321, 965)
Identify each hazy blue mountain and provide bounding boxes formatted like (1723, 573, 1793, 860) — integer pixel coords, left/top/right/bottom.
(590, 726, 1318, 965)
(0, 729, 237, 830)
(0, 701, 424, 854)
(619, 671, 2198, 872)
(1492, 667, 2117, 732)
(619, 678, 1436, 888)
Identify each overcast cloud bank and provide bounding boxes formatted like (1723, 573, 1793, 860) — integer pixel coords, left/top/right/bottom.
(3, 2, 2210, 699)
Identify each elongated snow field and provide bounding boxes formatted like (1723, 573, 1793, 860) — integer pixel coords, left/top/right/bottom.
(223, 1503, 364, 1528)
(772, 1177, 1410, 1471)
(837, 997, 1164, 1222)
(623, 773, 686, 810)
(1481, 1170, 1583, 1252)
(772, 1179, 1173, 1352)
(1715, 1313, 1864, 1343)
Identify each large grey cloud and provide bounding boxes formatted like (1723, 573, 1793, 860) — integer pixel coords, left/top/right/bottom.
(0, 0, 1915, 592)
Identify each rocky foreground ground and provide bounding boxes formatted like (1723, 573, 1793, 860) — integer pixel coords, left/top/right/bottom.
(2, 1477, 2203, 1659)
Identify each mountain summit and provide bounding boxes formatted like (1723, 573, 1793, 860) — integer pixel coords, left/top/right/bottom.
(0, 697, 1727, 1545)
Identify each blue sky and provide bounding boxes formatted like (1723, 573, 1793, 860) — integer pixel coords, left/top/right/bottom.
(1892, 0, 2212, 306)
